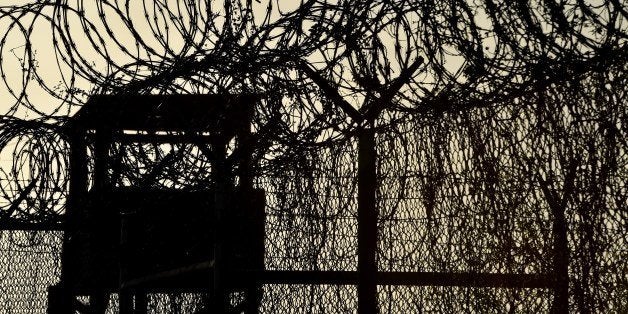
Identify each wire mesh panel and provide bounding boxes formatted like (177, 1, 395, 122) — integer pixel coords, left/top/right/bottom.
(0, 230, 61, 313)
(375, 111, 554, 275)
(377, 286, 552, 313)
(259, 140, 359, 272)
(260, 285, 357, 314)
(373, 64, 628, 312)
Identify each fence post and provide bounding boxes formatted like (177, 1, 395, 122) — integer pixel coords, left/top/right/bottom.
(212, 132, 230, 314)
(552, 207, 569, 314)
(57, 127, 88, 313)
(358, 127, 377, 314)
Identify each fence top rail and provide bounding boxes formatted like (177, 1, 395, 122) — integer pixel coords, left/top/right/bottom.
(0, 221, 64, 231)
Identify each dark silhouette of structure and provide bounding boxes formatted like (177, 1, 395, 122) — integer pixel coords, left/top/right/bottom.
(48, 94, 265, 313)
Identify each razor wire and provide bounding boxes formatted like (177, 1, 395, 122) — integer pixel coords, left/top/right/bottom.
(0, 0, 626, 312)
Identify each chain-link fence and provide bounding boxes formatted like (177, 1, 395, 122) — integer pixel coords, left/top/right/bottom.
(0, 65, 626, 314)
(0, 230, 61, 313)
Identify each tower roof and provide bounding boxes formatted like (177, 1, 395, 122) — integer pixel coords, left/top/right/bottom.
(70, 94, 257, 132)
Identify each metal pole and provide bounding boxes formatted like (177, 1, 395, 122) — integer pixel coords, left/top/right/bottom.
(93, 128, 111, 190)
(119, 291, 133, 314)
(551, 207, 569, 314)
(56, 128, 88, 314)
(358, 127, 377, 314)
(92, 128, 111, 313)
(212, 132, 229, 314)
(134, 291, 147, 314)
(238, 96, 261, 314)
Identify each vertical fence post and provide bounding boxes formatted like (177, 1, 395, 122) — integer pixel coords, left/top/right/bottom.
(358, 127, 377, 314)
(135, 291, 147, 314)
(93, 128, 115, 312)
(552, 207, 569, 314)
(212, 131, 229, 314)
(57, 127, 87, 313)
(93, 128, 111, 190)
(238, 96, 261, 314)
